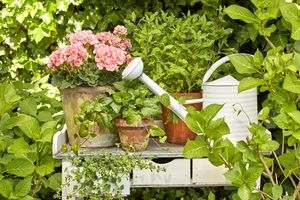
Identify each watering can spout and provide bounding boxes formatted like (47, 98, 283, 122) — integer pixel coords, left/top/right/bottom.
(122, 57, 188, 120)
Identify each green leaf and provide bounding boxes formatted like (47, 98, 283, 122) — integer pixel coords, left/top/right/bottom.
(272, 184, 283, 200)
(208, 192, 215, 200)
(291, 23, 300, 40)
(0, 179, 13, 198)
(202, 104, 224, 123)
(238, 77, 264, 93)
(280, 3, 300, 25)
(183, 136, 209, 158)
(224, 5, 260, 24)
(37, 111, 53, 122)
(238, 184, 251, 200)
(185, 112, 204, 134)
(29, 24, 49, 44)
(224, 163, 244, 186)
(206, 118, 230, 138)
(123, 109, 142, 125)
(149, 125, 165, 137)
(229, 54, 258, 74)
(36, 156, 55, 176)
(258, 107, 270, 121)
(57, 0, 71, 11)
(6, 114, 40, 139)
(283, 72, 300, 93)
(19, 196, 35, 200)
(19, 98, 37, 116)
(288, 110, 300, 125)
(15, 176, 32, 197)
(6, 158, 35, 177)
(160, 93, 170, 107)
(48, 173, 62, 191)
(7, 137, 32, 155)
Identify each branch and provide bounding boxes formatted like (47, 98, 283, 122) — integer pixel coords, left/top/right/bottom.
(293, 181, 300, 200)
(264, 36, 276, 49)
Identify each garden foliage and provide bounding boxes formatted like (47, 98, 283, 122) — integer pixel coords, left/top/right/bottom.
(184, 1, 300, 199)
(0, 78, 63, 199)
(1, 0, 300, 199)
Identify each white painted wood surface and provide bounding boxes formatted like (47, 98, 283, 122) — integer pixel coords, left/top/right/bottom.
(52, 125, 67, 155)
(192, 159, 231, 186)
(133, 159, 191, 185)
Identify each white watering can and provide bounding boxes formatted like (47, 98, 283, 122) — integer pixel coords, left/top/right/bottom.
(122, 56, 258, 142)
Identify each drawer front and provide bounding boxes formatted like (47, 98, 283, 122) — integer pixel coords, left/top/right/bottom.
(192, 158, 231, 186)
(133, 159, 191, 186)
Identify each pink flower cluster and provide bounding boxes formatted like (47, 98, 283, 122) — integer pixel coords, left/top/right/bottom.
(113, 25, 127, 35)
(94, 44, 126, 71)
(67, 30, 97, 46)
(48, 45, 88, 69)
(95, 32, 132, 51)
(48, 25, 132, 72)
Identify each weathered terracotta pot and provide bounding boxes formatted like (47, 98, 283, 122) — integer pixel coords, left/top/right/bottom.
(60, 86, 117, 147)
(162, 92, 202, 144)
(115, 119, 154, 152)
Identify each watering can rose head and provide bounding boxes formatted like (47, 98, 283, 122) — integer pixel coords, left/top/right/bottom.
(48, 26, 132, 89)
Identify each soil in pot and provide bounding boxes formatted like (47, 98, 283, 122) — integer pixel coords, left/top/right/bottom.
(60, 86, 117, 147)
(115, 119, 154, 152)
(162, 92, 202, 145)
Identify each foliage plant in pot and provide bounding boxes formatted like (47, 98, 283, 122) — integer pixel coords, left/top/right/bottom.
(76, 80, 165, 152)
(126, 11, 235, 144)
(47, 26, 132, 148)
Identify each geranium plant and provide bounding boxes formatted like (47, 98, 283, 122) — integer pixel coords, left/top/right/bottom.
(48, 26, 132, 89)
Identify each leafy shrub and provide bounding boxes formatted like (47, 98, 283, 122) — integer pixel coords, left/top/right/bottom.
(184, 1, 300, 199)
(126, 11, 235, 93)
(0, 0, 206, 83)
(0, 78, 63, 199)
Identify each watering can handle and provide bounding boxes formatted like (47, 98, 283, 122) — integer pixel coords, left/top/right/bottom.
(202, 56, 230, 85)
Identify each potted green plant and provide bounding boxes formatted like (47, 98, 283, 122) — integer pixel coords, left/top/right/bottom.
(126, 11, 235, 144)
(47, 26, 132, 148)
(76, 80, 165, 152)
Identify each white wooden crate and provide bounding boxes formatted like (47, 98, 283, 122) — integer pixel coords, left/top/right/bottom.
(133, 159, 191, 186)
(192, 158, 231, 186)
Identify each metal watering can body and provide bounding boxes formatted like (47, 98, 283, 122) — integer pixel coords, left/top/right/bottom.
(122, 56, 257, 142)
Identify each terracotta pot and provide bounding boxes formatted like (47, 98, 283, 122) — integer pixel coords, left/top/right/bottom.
(60, 86, 117, 147)
(162, 92, 202, 144)
(115, 119, 154, 152)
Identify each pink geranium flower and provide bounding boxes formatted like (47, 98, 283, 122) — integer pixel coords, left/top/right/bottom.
(94, 44, 126, 71)
(113, 25, 127, 35)
(48, 45, 88, 69)
(67, 30, 97, 46)
(48, 25, 132, 74)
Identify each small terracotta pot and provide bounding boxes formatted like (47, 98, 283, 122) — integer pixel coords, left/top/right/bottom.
(115, 119, 154, 152)
(162, 92, 202, 144)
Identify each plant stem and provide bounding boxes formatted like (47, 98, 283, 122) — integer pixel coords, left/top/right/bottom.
(293, 181, 300, 200)
(218, 153, 232, 169)
(273, 151, 299, 196)
(254, 187, 274, 199)
(258, 150, 276, 186)
(264, 36, 276, 49)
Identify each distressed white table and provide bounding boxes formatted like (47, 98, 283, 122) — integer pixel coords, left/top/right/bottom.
(53, 126, 259, 200)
